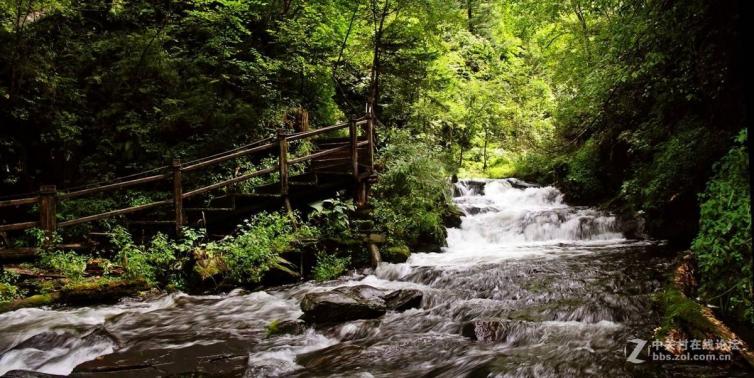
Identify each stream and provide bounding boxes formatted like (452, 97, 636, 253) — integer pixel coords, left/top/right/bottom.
(0, 179, 747, 377)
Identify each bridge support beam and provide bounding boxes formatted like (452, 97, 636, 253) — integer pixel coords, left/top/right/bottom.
(39, 185, 57, 243)
(172, 159, 184, 236)
(278, 129, 293, 214)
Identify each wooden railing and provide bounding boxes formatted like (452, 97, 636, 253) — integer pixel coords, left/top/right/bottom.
(0, 114, 375, 236)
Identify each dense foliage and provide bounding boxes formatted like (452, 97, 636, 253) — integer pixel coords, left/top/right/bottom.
(692, 130, 752, 325)
(372, 130, 455, 250)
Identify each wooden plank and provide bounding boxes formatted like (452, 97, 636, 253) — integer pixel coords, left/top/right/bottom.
(127, 220, 177, 225)
(181, 142, 276, 172)
(183, 207, 235, 212)
(279, 130, 289, 196)
(286, 122, 349, 142)
(58, 199, 172, 228)
(0, 247, 38, 262)
(350, 121, 359, 181)
(233, 193, 282, 199)
(172, 159, 184, 235)
(288, 144, 351, 165)
(58, 173, 170, 200)
(182, 166, 278, 199)
(365, 117, 374, 172)
(39, 185, 57, 235)
(0, 221, 38, 232)
(0, 196, 38, 208)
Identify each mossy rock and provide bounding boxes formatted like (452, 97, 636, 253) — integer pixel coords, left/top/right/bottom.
(61, 279, 149, 305)
(382, 244, 411, 263)
(0, 292, 61, 313)
(266, 319, 307, 336)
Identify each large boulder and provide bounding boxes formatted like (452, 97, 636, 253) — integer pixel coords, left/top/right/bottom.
(300, 285, 387, 324)
(299, 286, 425, 324)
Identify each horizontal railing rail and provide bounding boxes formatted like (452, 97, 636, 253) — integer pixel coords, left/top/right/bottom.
(0, 113, 376, 237)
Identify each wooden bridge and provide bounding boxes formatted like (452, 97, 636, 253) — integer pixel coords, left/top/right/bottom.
(0, 113, 376, 256)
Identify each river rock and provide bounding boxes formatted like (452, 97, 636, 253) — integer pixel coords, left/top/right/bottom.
(615, 210, 648, 239)
(384, 289, 423, 311)
(300, 285, 387, 323)
(461, 319, 526, 342)
(268, 319, 307, 336)
(443, 205, 464, 229)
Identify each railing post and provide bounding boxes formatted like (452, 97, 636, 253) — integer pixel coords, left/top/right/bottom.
(278, 129, 291, 213)
(172, 159, 184, 236)
(349, 119, 359, 180)
(39, 185, 57, 240)
(366, 115, 374, 173)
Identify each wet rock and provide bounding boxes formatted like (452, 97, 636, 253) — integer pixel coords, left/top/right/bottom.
(384, 289, 423, 312)
(454, 180, 487, 196)
(300, 285, 387, 323)
(295, 343, 366, 371)
(3, 371, 63, 377)
(615, 210, 647, 239)
(506, 178, 538, 189)
(442, 205, 464, 229)
(71, 341, 250, 377)
(268, 319, 307, 336)
(461, 319, 526, 342)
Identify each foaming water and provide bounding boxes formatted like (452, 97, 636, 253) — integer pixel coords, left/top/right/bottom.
(0, 179, 746, 376)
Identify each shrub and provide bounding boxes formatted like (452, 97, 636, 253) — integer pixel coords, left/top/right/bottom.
(0, 270, 21, 303)
(208, 211, 317, 285)
(372, 129, 455, 248)
(691, 129, 752, 325)
(556, 139, 604, 203)
(109, 226, 183, 284)
(312, 252, 350, 281)
(308, 198, 355, 239)
(38, 250, 87, 280)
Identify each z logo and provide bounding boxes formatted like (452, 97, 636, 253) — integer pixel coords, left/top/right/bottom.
(625, 338, 647, 364)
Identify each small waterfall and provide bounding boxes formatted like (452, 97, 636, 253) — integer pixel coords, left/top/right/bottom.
(452, 178, 623, 244)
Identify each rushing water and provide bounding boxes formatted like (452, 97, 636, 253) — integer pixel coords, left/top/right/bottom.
(0, 179, 747, 377)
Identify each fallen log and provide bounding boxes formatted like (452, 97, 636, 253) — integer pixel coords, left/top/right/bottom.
(0, 279, 150, 313)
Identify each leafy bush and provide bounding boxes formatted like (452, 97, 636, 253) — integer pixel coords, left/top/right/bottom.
(372, 130, 455, 248)
(559, 139, 604, 203)
(0, 270, 21, 303)
(312, 252, 350, 282)
(691, 129, 752, 325)
(308, 198, 355, 239)
(207, 212, 317, 285)
(109, 226, 184, 284)
(38, 250, 88, 280)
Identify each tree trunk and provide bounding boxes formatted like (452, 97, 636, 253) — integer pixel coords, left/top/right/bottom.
(483, 125, 489, 170)
(368, 0, 390, 116)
